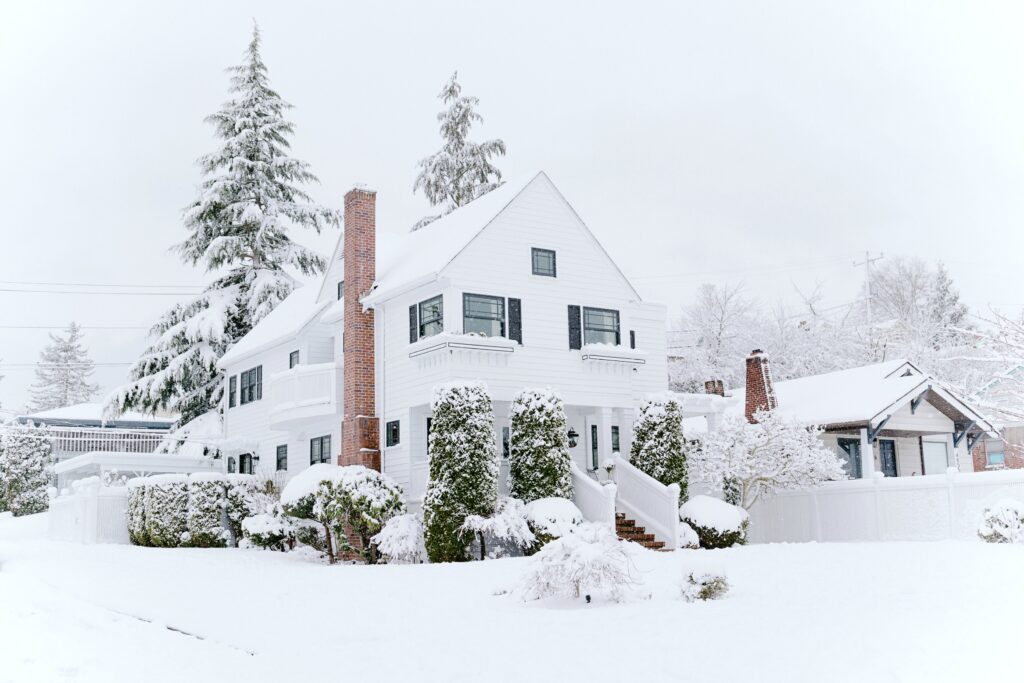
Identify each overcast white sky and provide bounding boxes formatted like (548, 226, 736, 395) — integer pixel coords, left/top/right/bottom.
(2, 0, 1024, 413)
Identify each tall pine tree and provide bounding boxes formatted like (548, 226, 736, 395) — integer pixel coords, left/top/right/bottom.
(412, 71, 507, 230)
(110, 25, 339, 426)
(28, 322, 98, 412)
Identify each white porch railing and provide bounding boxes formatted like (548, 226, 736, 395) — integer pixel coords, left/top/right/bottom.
(610, 453, 680, 549)
(570, 462, 617, 530)
(48, 477, 129, 544)
(267, 362, 341, 426)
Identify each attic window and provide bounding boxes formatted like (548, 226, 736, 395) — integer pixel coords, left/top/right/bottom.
(532, 248, 556, 277)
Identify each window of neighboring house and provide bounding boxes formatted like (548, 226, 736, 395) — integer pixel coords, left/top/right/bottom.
(611, 426, 620, 453)
(228, 375, 237, 408)
(239, 453, 254, 475)
(239, 366, 262, 405)
(583, 307, 620, 345)
(418, 295, 443, 338)
(987, 448, 1006, 468)
(289, 350, 299, 369)
(337, 281, 344, 300)
(502, 426, 510, 459)
(386, 420, 400, 447)
(463, 293, 505, 337)
(276, 445, 288, 471)
(531, 248, 556, 277)
(227, 456, 237, 473)
(310, 435, 331, 465)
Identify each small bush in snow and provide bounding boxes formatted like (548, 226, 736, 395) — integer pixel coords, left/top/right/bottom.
(517, 522, 637, 603)
(423, 381, 498, 563)
(630, 397, 688, 497)
(374, 513, 425, 563)
(126, 478, 149, 546)
(225, 474, 262, 547)
(681, 571, 730, 602)
(525, 497, 583, 551)
(186, 473, 228, 548)
(508, 388, 573, 503)
(319, 466, 406, 564)
(680, 495, 749, 549)
(978, 499, 1024, 543)
(461, 497, 536, 559)
(0, 426, 53, 517)
(242, 502, 297, 551)
(144, 474, 189, 547)
(678, 522, 700, 550)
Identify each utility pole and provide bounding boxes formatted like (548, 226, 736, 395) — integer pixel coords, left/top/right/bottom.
(854, 251, 884, 345)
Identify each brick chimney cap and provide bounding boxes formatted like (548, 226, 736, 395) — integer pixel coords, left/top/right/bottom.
(346, 184, 377, 196)
(750, 348, 765, 356)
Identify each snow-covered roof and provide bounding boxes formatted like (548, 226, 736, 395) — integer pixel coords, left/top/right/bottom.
(218, 285, 329, 368)
(21, 403, 175, 429)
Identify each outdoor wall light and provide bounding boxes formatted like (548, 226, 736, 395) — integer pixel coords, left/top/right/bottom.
(567, 428, 579, 448)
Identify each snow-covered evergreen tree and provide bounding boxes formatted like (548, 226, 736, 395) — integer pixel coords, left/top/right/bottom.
(508, 388, 573, 503)
(109, 24, 339, 425)
(423, 381, 498, 562)
(27, 322, 98, 412)
(412, 71, 507, 230)
(630, 397, 688, 498)
(0, 426, 53, 516)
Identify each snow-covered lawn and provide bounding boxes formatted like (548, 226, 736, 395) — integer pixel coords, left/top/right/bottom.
(1, 513, 1019, 683)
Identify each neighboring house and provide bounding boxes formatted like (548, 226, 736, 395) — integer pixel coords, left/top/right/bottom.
(693, 351, 998, 478)
(17, 403, 175, 463)
(217, 172, 671, 510)
(971, 424, 1024, 471)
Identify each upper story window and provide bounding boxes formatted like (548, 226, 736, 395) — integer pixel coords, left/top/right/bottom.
(310, 435, 331, 465)
(583, 307, 620, 345)
(337, 281, 344, 300)
(531, 248, 557, 277)
(239, 365, 262, 405)
(228, 375, 237, 408)
(463, 293, 505, 337)
(289, 350, 299, 369)
(419, 296, 443, 338)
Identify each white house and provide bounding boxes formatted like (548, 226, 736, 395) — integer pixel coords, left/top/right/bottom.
(217, 172, 692, 545)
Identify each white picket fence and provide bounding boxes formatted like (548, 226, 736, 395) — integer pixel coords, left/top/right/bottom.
(48, 478, 129, 544)
(747, 469, 1024, 543)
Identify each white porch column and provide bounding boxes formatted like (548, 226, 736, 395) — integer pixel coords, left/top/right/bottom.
(946, 433, 959, 471)
(859, 427, 876, 479)
(616, 407, 633, 456)
(597, 407, 614, 468)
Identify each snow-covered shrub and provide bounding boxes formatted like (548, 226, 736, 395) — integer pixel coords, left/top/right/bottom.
(242, 502, 297, 551)
(691, 409, 847, 510)
(978, 499, 1024, 543)
(101, 469, 128, 487)
(317, 466, 406, 564)
(144, 474, 189, 547)
(679, 495, 749, 549)
(125, 478, 149, 546)
(516, 522, 637, 603)
(281, 464, 343, 562)
(373, 513, 425, 564)
(630, 397, 688, 497)
(525, 497, 583, 550)
(678, 521, 700, 550)
(461, 497, 536, 559)
(682, 571, 729, 602)
(423, 381, 498, 563)
(508, 388, 573, 503)
(225, 474, 261, 546)
(186, 473, 228, 548)
(0, 426, 53, 516)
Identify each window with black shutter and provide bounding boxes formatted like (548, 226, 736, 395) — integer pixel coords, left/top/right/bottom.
(568, 305, 582, 350)
(418, 296, 443, 338)
(583, 308, 620, 346)
(228, 376, 237, 408)
(508, 298, 522, 343)
(276, 445, 288, 471)
(239, 366, 263, 405)
(463, 293, 505, 337)
(386, 420, 400, 447)
(409, 304, 418, 343)
(629, 330, 636, 349)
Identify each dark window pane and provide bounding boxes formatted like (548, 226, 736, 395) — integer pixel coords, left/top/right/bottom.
(583, 307, 620, 345)
(418, 296, 443, 338)
(386, 420, 400, 447)
(463, 293, 505, 337)
(289, 350, 299, 369)
(531, 248, 556, 277)
(337, 281, 344, 300)
(276, 445, 288, 471)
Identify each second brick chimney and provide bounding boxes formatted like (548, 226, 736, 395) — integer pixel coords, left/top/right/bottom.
(704, 379, 725, 397)
(744, 349, 777, 423)
(340, 186, 380, 471)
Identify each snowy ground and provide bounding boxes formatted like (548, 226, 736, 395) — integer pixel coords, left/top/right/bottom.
(1, 513, 1020, 683)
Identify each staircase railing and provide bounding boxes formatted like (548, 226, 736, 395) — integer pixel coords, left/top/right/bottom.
(610, 453, 680, 549)
(570, 462, 617, 530)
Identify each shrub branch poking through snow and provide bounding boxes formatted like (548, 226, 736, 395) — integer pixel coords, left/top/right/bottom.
(461, 497, 536, 559)
(691, 409, 847, 511)
(374, 513, 425, 564)
(978, 499, 1024, 543)
(423, 381, 498, 562)
(516, 522, 638, 603)
(0, 426, 53, 516)
(680, 495, 749, 549)
(682, 571, 730, 602)
(508, 388, 573, 504)
(630, 397, 688, 498)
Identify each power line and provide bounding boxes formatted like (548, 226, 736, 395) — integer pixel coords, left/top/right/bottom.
(0, 325, 148, 330)
(0, 279, 203, 289)
(629, 256, 852, 282)
(0, 362, 134, 369)
(0, 288, 198, 296)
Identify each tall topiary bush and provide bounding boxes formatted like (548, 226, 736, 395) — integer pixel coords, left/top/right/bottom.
(144, 474, 189, 547)
(0, 426, 53, 516)
(630, 397, 688, 499)
(508, 388, 573, 503)
(423, 381, 498, 562)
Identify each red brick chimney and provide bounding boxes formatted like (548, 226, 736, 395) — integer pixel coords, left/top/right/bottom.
(704, 379, 725, 397)
(339, 186, 380, 471)
(744, 349, 777, 423)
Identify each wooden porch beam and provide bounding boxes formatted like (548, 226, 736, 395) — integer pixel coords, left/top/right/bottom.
(966, 431, 984, 452)
(867, 414, 892, 443)
(953, 420, 977, 448)
(910, 386, 931, 415)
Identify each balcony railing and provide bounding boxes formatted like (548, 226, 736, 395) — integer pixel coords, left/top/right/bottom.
(267, 362, 341, 427)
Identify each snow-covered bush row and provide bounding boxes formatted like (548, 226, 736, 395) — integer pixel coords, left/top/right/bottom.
(461, 497, 536, 559)
(525, 497, 583, 549)
(242, 502, 297, 551)
(0, 426, 53, 517)
(226, 474, 263, 545)
(681, 571, 730, 602)
(374, 513, 425, 564)
(630, 396, 688, 496)
(978, 499, 1024, 543)
(516, 522, 637, 603)
(679, 495, 749, 549)
(508, 388, 573, 503)
(187, 473, 229, 548)
(423, 381, 498, 563)
(144, 474, 190, 547)
(126, 478, 149, 546)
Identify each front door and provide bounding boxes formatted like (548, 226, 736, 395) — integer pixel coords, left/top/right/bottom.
(879, 439, 898, 477)
(837, 438, 862, 478)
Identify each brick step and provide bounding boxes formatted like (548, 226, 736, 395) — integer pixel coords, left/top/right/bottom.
(614, 513, 669, 550)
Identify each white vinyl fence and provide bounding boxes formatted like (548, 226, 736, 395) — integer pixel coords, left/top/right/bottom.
(748, 469, 1024, 543)
(48, 477, 129, 544)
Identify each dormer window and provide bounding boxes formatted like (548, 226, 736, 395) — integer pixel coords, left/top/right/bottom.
(463, 293, 505, 337)
(532, 248, 556, 277)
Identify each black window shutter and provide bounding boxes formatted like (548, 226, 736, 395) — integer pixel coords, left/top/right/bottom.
(409, 304, 418, 343)
(256, 366, 263, 400)
(629, 330, 636, 349)
(508, 298, 522, 344)
(568, 305, 582, 350)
